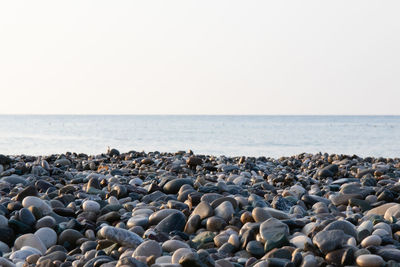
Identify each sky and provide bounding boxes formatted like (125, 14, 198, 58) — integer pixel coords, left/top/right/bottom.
(0, 1, 399, 115)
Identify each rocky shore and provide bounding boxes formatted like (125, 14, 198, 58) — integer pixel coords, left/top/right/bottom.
(0, 150, 400, 267)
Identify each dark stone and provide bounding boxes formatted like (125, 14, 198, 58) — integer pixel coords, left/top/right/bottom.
(317, 164, 339, 178)
(53, 208, 75, 217)
(19, 208, 36, 226)
(107, 148, 120, 157)
(16, 185, 38, 202)
(271, 196, 295, 212)
(0, 155, 12, 165)
(186, 156, 203, 167)
(0, 227, 15, 246)
(58, 229, 84, 250)
(155, 212, 186, 233)
(35, 180, 55, 192)
(163, 178, 193, 194)
(323, 220, 357, 238)
(9, 219, 32, 234)
(313, 229, 345, 254)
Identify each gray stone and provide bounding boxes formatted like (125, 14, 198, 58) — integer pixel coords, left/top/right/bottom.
(99, 226, 143, 248)
(133, 240, 162, 258)
(313, 230, 345, 254)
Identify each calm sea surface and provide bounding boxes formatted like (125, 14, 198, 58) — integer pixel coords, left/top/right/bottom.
(0, 115, 399, 158)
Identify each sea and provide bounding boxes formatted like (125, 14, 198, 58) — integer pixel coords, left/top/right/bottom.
(0, 115, 399, 158)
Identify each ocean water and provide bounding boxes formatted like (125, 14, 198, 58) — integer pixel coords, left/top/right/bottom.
(0, 115, 399, 158)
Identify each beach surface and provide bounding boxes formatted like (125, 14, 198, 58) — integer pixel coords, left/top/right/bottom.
(0, 149, 400, 267)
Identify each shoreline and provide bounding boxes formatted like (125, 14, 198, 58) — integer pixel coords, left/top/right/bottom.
(0, 149, 400, 266)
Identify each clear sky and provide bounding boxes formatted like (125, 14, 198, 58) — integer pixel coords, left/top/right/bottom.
(1, 1, 399, 115)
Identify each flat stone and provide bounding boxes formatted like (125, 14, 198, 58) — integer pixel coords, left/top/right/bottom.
(356, 254, 384, 267)
(99, 226, 143, 248)
(1, 175, 27, 185)
(162, 240, 190, 252)
(14, 233, 47, 254)
(133, 240, 162, 258)
(367, 203, 398, 216)
(361, 235, 382, 248)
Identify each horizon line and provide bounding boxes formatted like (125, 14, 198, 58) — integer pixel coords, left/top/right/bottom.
(0, 113, 399, 116)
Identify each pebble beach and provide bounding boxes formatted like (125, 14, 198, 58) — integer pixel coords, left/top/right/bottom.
(0, 149, 400, 267)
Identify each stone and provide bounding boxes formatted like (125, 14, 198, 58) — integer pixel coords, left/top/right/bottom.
(187, 156, 203, 167)
(361, 235, 382, 248)
(58, 229, 84, 249)
(290, 235, 312, 250)
(246, 240, 264, 257)
(1, 175, 27, 185)
(22, 196, 52, 215)
(367, 203, 397, 216)
(127, 216, 149, 228)
(384, 204, 400, 221)
(252, 207, 272, 222)
(99, 226, 143, 247)
(313, 230, 345, 254)
(34, 227, 57, 248)
(155, 212, 186, 233)
(133, 240, 162, 258)
(14, 233, 47, 254)
(263, 207, 290, 220)
(36, 216, 56, 229)
(82, 200, 100, 213)
(317, 164, 338, 178)
(19, 208, 36, 226)
(214, 201, 234, 221)
(172, 248, 193, 264)
(260, 218, 290, 252)
(324, 220, 357, 238)
(149, 209, 183, 225)
(206, 216, 227, 232)
(36, 251, 67, 265)
(16, 185, 38, 202)
(184, 214, 201, 234)
(192, 201, 214, 220)
(163, 178, 193, 194)
(0, 257, 16, 267)
(356, 254, 385, 267)
(162, 240, 190, 252)
(192, 231, 215, 249)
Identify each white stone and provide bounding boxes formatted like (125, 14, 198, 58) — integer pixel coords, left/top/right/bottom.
(14, 233, 47, 254)
(171, 248, 193, 264)
(82, 200, 100, 213)
(34, 227, 57, 248)
(290, 235, 312, 249)
(22, 196, 52, 215)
